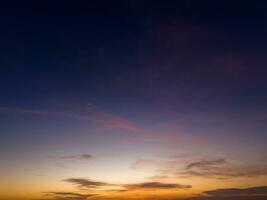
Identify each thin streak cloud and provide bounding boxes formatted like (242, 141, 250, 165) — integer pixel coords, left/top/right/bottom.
(0, 105, 140, 132)
(49, 154, 94, 161)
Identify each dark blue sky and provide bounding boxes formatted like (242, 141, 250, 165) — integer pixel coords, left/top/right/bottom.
(1, 1, 267, 108)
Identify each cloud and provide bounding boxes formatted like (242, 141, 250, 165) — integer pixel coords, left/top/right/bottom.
(186, 159, 227, 170)
(63, 177, 190, 193)
(64, 178, 112, 189)
(126, 131, 182, 144)
(187, 186, 267, 200)
(95, 113, 141, 132)
(0, 105, 140, 132)
(125, 182, 191, 190)
(180, 159, 267, 180)
(0, 105, 186, 144)
(130, 159, 164, 170)
(204, 186, 267, 196)
(49, 154, 94, 161)
(131, 157, 267, 180)
(130, 154, 195, 170)
(44, 192, 96, 200)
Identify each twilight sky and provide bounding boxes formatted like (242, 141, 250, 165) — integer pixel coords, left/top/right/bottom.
(1, 1, 267, 200)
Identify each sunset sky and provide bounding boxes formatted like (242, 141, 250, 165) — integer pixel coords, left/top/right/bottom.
(1, 1, 267, 200)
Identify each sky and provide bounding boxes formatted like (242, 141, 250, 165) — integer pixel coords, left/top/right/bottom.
(1, 1, 267, 200)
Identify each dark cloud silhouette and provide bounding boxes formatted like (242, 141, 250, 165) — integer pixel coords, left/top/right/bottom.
(64, 178, 112, 189)
(126, 182, 191, 190)
(188, 196, 267, 200)
(204, 186, 267, 196)
(187, 186, 267, 200)
(44, 192, 96, 200)
(186, 159, 227, 170)
(49, 154, 94, 161)
(63, 177, 191, 193)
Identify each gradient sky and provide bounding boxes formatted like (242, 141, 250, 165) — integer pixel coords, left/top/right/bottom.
(1, 1, 267, 200)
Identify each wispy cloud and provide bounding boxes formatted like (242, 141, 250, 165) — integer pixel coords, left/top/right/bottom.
(0, 105, 186, 144)
(180, 159, 267, 180)
(126, 131, 181, 144)
(131, 157, 267, 180)
(130, 159, 163, 170)
(49, 154, 94, 161)
(0, 105, 140, 132)
(186, 159, 227, 170)
(130, 158, 179, 171)
(64, 178, 113, 189)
